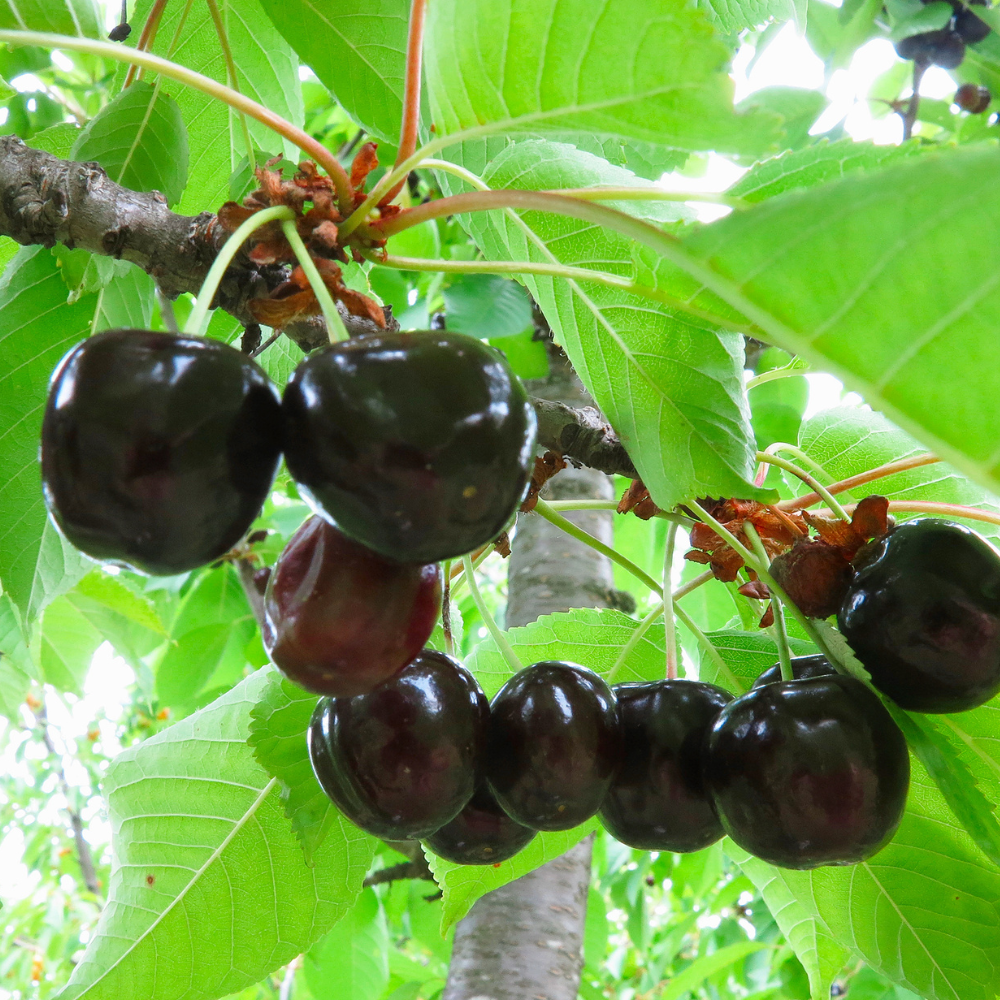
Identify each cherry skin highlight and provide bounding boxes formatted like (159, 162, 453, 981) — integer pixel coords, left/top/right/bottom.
(41, 328, 282, 575)
(424, 784, 536, 865)
(308, 650, 488, 840)
(282, 330, 537, 564)
(600, 680, 733, 852)
(838, 519, 1000, 712)
(486, 661, 621, 832)
(264, 515, 441, 696)
(702, 674, 910, 869)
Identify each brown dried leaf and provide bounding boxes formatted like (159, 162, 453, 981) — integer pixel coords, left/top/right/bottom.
(350, 141, 380, 191)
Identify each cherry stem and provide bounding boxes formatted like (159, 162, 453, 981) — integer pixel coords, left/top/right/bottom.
(123, 0, 167, 88)
(608, 601, 664, 683)
(533, 499, 663, 596)
(745, 523, 793, 682)
(0, 30, 356, 213)
(448, 544, 491, 588)
(462, 553, 523, 675)
(685, 501, 840, 669)
(279, 219, 349, 343)
(205, 0, 255, 168)
(369, 252, 752, 333)
(441, 560, 455, 658)
(761, 442, 835, 484)
(756, 451, 851, 522)
(777, 453, 940, 511)
(186, 204, 295, 336)
(381, 0, 428, 207)
(812, 500, 1000, 530)
(664, 523, 679, 681)
(744, 362, 809, 390)
(673, 603, 744, 693)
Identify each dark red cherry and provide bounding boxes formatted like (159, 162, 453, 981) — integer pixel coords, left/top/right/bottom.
(895, 28, 966, 67)
(752, 654, 836, 688)
(264, 516, 441, 696)
(838, 519, 1000, 712)
(41, 328, 282, 575)
(703, 675, 909, 869)
(955, 6, 991, 42)
(599, 680, 732, 852)
(282, 331, 537, 564)
(486, 661, 621, 832)
(955, 82, 991, 112)
(424, 784, 536, 865)
(308, 650, 488, 840)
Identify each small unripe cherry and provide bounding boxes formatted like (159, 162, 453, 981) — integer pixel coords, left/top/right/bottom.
(955, 82, 991, 112)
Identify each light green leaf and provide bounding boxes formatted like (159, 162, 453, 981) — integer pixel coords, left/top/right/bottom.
(124, 0, 304, 217)
(442, 274, 533, 340)
(94, 264, 156, 329)
(698, 0, 803, 32)
(660, 941, 774, 1000)
(736, 86, 826, 151)
(0, 246, 98, 622)
(304, 888, 388, 1000)
(39, 593, 103, 694)
(27, 121, 80, 157)
(0, 0, 101, 35)
(0, 593, 34, 720)
(470, 139, 771, 509)
(72, 80, 188, 205)
(74, 571, 166, 637)
(697, 629, 817, 693)
(425, 0, 781, 157)
(57, 669, 375, 1000)
(798, 405, 1000, 538)
(425, 822, 598, 932)
(248, 670, 337, 865)
(258, 0, 409, 143)
(730, 139, 926, 204)
(678, 144, 1000, 502)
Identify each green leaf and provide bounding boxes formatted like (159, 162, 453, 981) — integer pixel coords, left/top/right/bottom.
(0, 593, 34, 720)
(442, 274, 533, 340)
(71, 80, 188, 206)
(698, 0, 803, 31)
(695, 629, 817, 693)
(659, 941, 774, 1000)
(39, 593, 103, 694)
(470, 139, 772, 509)
(304, 888, 389, 1000)
(583, 886, 608, 970)
(425, 0, 781, 157)
(736, 87, 826, 152)
(730, 139, 927, 204)
(248, 669, 338, 865)
(798, 405, 1000, 538)
(74, 571, 166, 637)
(0, 0, 101, 35)
(425, 821, 598, 932)
(27, 121, 80, 157)
(57, 669, 375, 1000)
(258, 0, 410, 143)
(678, 145, 1000, 502)
(123, 0, 304, 217)
(0, 247, 98, 622)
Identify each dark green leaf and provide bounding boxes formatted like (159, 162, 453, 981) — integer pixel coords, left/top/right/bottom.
(443, 274, 532, 340)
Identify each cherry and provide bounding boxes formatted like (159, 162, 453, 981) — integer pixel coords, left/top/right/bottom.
(264, 515, 441, 696)
(424, 784, 536, 865)
(599, 680, 732, 852)
(752, 654, 835, 688)
(282, 331, 537, 564)
(838, 519, 1000, 712)
(41, 328, 282, 576)
(703, 675, 909, 869)
(895, 29, 966, 68)
(308, 650, 487, 840)
(955, 6, 991, 42)
(955, 82, 991, 112)
(486, 661, 621, 831)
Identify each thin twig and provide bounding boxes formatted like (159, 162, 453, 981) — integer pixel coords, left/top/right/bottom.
(901, 59, 929, 141)
(363, 857, 434, 886)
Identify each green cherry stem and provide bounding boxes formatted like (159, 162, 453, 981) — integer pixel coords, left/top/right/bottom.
(745, 523, 793, 682)
(185, 205, 294, 336)
(279, 220, 349, 343)
(760, 442, 835, 483)
(755, 451, 851, 522)
(608, 601, 665, 683)
(664, 523, 679, 681)
(533, 499, 663, 597)
(744, 363, 810, 390)
(0, 30, 355, 213)
(673, 603, 744, 693)
(462, 553, 523, 675)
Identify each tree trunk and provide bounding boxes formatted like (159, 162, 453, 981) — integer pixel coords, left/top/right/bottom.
(442, 349, 619, 1000)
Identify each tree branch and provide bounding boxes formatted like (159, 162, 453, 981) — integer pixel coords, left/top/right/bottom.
(532, 398, 638, 479)
(0, 136, 392, 351)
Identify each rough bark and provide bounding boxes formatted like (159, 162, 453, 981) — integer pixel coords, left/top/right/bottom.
(531, 398, 638, 481)
(443, 348, 617, 1000)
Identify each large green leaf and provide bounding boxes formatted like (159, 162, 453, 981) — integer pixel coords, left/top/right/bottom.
(123, 0, 304, 217)
(675, 144, 1000, 500)
(699, 0, 803, 31)
(468, 140, 770, 509)
(258, 0, 409, 144)
(424, 0, 781, 157)
(797, 405, 1000, 538)
(72, 81, 189, 206)
(0, 247, 97, 621)
(0, 0, 101, 35)
(57, 669, 375, 1000)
